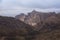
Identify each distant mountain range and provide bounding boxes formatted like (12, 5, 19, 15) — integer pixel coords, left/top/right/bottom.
(15, 10, 60, 26)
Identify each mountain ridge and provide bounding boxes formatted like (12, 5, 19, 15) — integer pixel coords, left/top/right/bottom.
(15, 10, 58, 26)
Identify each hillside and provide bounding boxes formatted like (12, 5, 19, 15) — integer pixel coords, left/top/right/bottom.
(0, 16, 37, 40)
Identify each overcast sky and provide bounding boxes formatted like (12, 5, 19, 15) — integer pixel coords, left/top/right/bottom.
(0, 0, 60, 17)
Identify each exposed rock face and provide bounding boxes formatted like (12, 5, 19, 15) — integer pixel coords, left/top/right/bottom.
(24, 10, 41, 26)
(15, 10, 56, 26)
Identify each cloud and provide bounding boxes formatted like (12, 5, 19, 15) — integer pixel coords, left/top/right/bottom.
(1, 0, 60, 9)
(14, 0, 60, 8)
(0, 0, 2, 3)
(0, 0, 60, 17)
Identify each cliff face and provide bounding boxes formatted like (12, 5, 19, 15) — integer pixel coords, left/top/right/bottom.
(24, 10, 41, 26)
(15, 10, 56, 26)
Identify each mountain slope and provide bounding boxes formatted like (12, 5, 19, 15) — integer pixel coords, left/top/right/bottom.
(0, 16, 35, 40)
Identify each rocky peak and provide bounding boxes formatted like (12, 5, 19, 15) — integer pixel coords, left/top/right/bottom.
(15, 10, 57, 26)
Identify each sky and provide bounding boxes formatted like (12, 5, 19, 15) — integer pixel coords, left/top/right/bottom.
(0, 0, 60, 17)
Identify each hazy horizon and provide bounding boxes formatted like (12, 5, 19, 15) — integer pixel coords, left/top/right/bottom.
(0, 0, 60, 17)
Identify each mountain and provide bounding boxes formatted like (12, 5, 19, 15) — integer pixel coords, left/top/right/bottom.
(0, 14, 60, 40)
(15, 11, 60, 40)
(15, 10, 56, 26)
